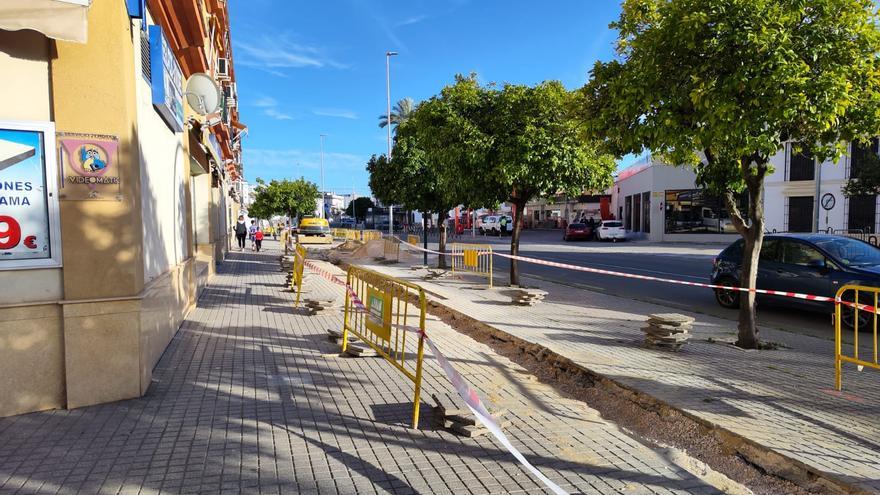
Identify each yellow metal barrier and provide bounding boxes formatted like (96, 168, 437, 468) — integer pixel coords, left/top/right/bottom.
(450, 243, 493, 288)
(361, 230, 383, 242)
(407, 234, 419, 246)
(290, 243, 307, 307)
(342, 265, 427, 428)
(383, 237, 400, 262)
(835, 284, 880, 390)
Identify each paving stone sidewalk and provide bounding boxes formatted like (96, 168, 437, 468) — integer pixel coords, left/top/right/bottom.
(360, 245, 880, 494)
(0, 240, 722, 495)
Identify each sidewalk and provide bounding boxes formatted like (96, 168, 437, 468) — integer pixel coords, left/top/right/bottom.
(356, 246, 880, 494)
(0, 240, 724, 495)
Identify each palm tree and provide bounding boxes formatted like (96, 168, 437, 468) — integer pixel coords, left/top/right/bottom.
(378, 97, 415, 131)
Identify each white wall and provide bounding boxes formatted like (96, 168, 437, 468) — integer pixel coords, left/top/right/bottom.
(134, 17, 187, 282)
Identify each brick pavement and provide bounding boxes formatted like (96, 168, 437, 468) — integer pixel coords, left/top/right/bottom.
(0, 240, 720, 494)
(361, 243, 880, 494)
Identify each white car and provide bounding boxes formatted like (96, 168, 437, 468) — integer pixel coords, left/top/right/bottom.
(480, 215, 514, 236)
(596, 220, 626, 242)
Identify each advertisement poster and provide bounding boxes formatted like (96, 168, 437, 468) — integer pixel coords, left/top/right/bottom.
(150, 25, 184, 132)
(0, 121, 62, 269)
(365, 286, 392, 341)
(58, 133, 122, 201)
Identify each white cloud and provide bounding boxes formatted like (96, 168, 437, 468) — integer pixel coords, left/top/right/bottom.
(234, 33, 348, 75)
(250, 96, 293, 120)
(253, 96, 277, 108)
(396, 15, 427, 27)
(263, 108, 293, 120)
(312, 108, 359, 120)
(245, 148, 367, 171)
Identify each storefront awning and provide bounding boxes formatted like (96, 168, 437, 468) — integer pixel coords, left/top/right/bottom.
(187, 129, 210, 176)
(0, 0, 91, 44)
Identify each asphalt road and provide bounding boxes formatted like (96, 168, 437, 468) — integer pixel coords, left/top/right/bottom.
(460, 229, 837, 341)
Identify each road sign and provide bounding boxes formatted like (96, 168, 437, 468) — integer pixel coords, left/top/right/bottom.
(821, 193, 836, 211)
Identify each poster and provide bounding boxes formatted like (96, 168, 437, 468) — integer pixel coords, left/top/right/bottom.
(0, 121, 62, 269)
(57, 133, 122, 200)
(365, 286, 392, 341)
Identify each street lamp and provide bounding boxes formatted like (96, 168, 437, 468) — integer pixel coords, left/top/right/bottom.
(385, 51, 398, 235)
(319, 134, 326, 219)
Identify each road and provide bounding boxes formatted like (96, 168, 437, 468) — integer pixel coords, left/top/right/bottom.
(450, 229, 836, 340)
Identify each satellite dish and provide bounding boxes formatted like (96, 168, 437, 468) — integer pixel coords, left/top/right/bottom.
(184, 73, 222, 116)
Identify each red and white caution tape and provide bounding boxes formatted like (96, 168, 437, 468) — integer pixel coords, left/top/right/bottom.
(299, 258, 568, 494)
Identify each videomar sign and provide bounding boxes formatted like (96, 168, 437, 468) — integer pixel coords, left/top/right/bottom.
(0, 121, 62, 270)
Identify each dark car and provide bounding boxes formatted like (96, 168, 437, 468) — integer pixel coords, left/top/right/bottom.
(563, 223, 593, 241)
(711, 234, 880, 327)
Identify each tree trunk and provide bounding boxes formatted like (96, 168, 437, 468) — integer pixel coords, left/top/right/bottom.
(722, 158, 768, 349)
(438, 211, 448, 269)
(422, 213, 428, 266)
(510, 198, 526, 286)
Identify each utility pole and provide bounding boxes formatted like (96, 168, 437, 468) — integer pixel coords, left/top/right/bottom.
(385, 51, 398, 236)
(320, 134, 326, 219)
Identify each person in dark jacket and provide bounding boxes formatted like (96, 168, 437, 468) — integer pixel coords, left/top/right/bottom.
(234, 215, 248, 250)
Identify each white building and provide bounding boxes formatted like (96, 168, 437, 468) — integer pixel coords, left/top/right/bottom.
(613, 141, 880, 242)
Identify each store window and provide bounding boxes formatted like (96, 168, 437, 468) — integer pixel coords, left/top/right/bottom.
(664, 189, 743, 234)
(642, 192, 651, 233)
(788, 196, 814, 232)
(632, 194, 641, 232)
(848, 195, 876, 233)
(624, 195, 632, 230)
(789, 146, 815, 181)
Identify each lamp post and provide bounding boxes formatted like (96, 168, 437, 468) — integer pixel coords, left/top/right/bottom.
(320, 134, 326, 219)
(385, 51, 398, 235)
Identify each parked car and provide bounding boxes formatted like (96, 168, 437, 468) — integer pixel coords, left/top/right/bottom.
(563, 223, 593, 241)
(480, 215, 513, 236)
(296, 217, 332, 244)
(596, 220, 626, 242)
(711, 234, 880, 327)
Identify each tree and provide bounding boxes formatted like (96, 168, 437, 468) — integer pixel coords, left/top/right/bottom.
(369, 103, 458, 266)
(582, 0, 880, 348)
(249, 178, 319, 221)
(345, 197, 374, 222)
(378, 97, 415, 131)
(431, 75, 616, 285)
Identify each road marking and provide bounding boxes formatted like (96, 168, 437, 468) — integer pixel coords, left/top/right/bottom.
(517, 254, 708, 281)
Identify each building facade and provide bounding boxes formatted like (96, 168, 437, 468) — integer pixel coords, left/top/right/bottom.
(0, 0, 246, 417)
(613, 143, 880, 242)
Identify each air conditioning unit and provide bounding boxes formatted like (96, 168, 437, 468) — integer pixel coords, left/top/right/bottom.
(216, 58, 230, 79)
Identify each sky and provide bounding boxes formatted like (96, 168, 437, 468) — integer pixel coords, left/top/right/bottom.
(229, 1, 629, 197)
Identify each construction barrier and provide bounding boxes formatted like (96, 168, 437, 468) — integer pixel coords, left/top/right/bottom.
(450, 243, 493, 287)
(342, 265, 427, 428)
(361, 230, 383, 242)
(382, 237, 400, 262)
(290, 243, 306, 307)
(407, 234, 419, 246)
(835, 285, 880, 390)
(331, 228, 346, 239)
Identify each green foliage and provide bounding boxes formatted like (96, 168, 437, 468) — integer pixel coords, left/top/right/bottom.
(378, 97, 415, 130)
(249, 177, 319, 220)
(344, 196, 374, 221)
(582, 0, 880, 196)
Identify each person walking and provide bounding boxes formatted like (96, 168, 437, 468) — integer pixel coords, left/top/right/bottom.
(248, 220, 258, 251)
(254, 227, 264, 252)
(234, 215, 248, 250)
(499, 215, 508, 237)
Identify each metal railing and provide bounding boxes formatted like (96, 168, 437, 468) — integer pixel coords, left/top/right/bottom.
(450, 243, 494, 288)
(835, 284, 880, 390)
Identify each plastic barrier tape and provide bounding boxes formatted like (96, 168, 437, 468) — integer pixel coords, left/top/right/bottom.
(299, 259, 568, 495)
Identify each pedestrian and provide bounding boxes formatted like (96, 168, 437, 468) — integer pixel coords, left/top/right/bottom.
(248, 220, 258, 251)
(272, 224, 278, 240)
(234, 215, 247, 250)
(254, 227, 264, 252)
(499, 215, 508, 237)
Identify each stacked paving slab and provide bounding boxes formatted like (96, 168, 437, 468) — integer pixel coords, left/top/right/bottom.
(510, 288, 548, 306)
(432, 394, 509, 437)
(304, 297, 340, 316)
(642, 313, 694, 350)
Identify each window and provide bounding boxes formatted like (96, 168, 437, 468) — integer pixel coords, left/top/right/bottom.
(848, 195, 876, 233)
(760, 239, 781, 262)
(642, 191, 651, 234)
(789, 147, 815, 181)
(140, 29, 151, 81)
(664, 189, 744, 234)
(624, 195, 632, 230)
(850, 138, 879, 179)
(788, 196, 814, 232)
(781, 241, 824, 266)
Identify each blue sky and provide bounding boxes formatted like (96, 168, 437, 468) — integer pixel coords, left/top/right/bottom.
(230, 1, 628, 196)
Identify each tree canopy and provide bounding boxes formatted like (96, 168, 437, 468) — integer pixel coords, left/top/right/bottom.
(344, 196, 374, 221)
(248, 178, 319, 220)
(582, 0, 880, 348)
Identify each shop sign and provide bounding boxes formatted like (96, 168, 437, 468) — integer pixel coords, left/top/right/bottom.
(57, 133, 122, 201)
(149, 25, 184, 132)
(0, 121, 62, 270)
